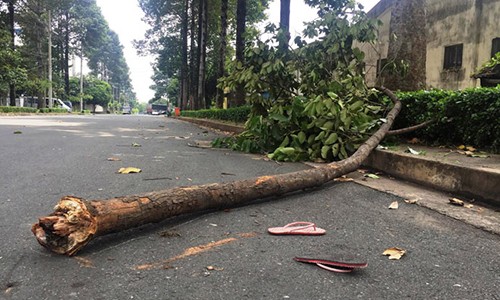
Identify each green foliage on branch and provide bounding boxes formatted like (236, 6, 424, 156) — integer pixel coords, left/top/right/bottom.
(472, 52, 500, 78)
(216, 1, 388, 161)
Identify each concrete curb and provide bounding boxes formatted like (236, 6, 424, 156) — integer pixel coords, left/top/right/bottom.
(364, 149, 500, 206)
(176, 116, 245, 134)
(176, 117, 499, 207)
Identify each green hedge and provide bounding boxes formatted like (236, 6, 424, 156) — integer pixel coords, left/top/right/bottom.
(0, 106, 69, 114)
(0, 106, 38, 113)
(181, 106, 250, 123)
(394, 87, 500, 152)
(38, 108, 68, 113)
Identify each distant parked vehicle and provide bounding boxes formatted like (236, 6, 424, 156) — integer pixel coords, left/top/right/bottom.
(122, 104, 131, 114)
(55, 99, 72, 112)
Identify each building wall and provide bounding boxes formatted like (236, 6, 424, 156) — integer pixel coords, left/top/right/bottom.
(358, 5, 392, 86)
(361, 0, 500, 90)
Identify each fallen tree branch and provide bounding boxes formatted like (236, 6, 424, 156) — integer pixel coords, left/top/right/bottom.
(32, 86, 402, 256)
(387, 119, 435, 135)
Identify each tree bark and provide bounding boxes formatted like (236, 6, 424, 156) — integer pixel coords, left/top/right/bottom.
(8, 0, 16, 106)
(180, 0, 189, 109)
(196, 0, 207, 109)
(188, 0, 198, 110)
(383, 0, 426, 91)
(32, 87, 401, 256)
(234, 0, 246, 107)
(279, 0, 290, 52)
(215, 0, 228, 108)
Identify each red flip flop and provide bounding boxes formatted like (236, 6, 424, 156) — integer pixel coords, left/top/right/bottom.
(267, 222, 326, 236)
(294, 257, 368, 273)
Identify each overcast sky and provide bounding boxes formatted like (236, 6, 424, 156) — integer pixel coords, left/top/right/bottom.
(95, 0, 379, 103)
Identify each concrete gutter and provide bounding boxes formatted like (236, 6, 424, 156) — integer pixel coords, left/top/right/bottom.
(176, 117, 500, 207)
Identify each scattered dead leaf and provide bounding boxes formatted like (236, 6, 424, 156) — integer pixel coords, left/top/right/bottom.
(118, 167, 142, 174)
(364, 173, 380, 179)
(383, 247, 406, 260)
(334, 175, 354, 182)
(388, 201, 399, 210)
(449, 198, 464, 206)
(357, 169, 368, 174)
(107, 157, 121, 161)
(131, 142, 142, 147)
(404, 199, 418, 204)
(74, 256, 95, 268)
(206, 265, 224, 271)
(408, 137, 421, 144)
(237, 232, 259, 238)
(464, 204, 474, 209)
(13, 130, 22, 134)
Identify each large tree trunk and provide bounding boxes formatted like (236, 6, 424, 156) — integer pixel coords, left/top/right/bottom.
(63, 11, 70, 100)
(233, 0, 246, 107)
(215, 0, 228, 108)
(196, 0, 207, 109)
(32, 87, 401, 256)
(383, 0, 426, 91)
(279, 0, 290, 52)
(180, 0, 189, 109)
(188, 0, 198, 110)
(8, 0, 16, 106)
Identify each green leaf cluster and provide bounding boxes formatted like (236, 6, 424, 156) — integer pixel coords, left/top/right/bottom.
(218, 1, 387, 162)
(394, 88, 500, 153)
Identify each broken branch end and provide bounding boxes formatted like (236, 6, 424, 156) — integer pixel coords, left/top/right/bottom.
(31, 196, 97, 256)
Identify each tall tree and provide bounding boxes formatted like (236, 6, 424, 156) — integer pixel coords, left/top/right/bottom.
(196, 0, 208, 109)
(279, 0, 290, 52)
(383, 0, 426, 91)
(234, 0, 247, 107)
(180, 0, 189, 109)
(215, 0, 228, 108)
(6, 0, 16, 106)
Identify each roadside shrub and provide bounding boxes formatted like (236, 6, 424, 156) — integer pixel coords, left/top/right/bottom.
(394, 87, 500, 152)
(38, 108, 68, 113)
(0, 106, 37, 113)
(181, 106, 250, 123)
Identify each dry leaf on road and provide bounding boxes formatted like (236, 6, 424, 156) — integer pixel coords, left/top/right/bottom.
(118, 167, 142, 174)
(388, 201, 399, 209)
(107, 157, 121, 161)
(131, 142, 142, 147)
(449, 198, 465, 206)
(404, 199, 418, 204)
(383, 247, 406, 260)
(334, 176, 354, 182)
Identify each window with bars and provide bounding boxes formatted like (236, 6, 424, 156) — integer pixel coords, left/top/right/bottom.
(443, 44, 463, 70)
(492, 38, 500, 57)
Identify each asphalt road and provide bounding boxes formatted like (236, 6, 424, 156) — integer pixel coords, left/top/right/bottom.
(0, 114, 499, 300)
